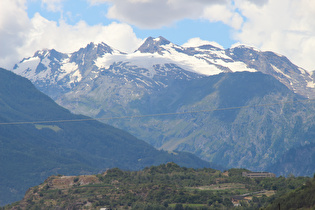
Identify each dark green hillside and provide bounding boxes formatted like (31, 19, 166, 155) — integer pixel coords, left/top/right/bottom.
(0, 68, 213, 206)
(264, 175, 315, 210)
(3, 163, 311, 210)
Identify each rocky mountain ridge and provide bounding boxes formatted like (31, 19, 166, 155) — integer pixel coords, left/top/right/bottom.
(13, 36, 315, 99)
(11, 37, 315, 176)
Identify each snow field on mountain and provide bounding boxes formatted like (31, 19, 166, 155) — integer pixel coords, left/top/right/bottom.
(13, 57, 41, 81)
(12, 37, 315, 99)
(60, 59, 82, 83)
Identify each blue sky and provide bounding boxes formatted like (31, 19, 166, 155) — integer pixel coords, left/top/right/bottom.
(132, 20, 234, 48)
(25, 0, 235, 47)
(1, 0, 315, 71)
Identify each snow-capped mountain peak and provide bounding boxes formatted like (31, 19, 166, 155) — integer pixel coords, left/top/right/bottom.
(12, 36, 315, 99)
(136, 36, 172, 54)
(13, 48, 69, 83)
(69, 42, 124, 65)
(230, 43, 261, 52)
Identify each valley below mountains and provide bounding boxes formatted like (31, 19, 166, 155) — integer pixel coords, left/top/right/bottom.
(4, 163, 314, 210)
(12, 36, 315, 177)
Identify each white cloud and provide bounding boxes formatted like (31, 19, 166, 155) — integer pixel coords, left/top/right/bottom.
(0, 0, 142, 69)
(22, 13, 142, 54)
(0, 0, 31, 69)
(41, 0, 64, 12)
(202, 4, 243, 30)
(182, 38, 224, 49)
(88, 0, 315, 71)
(233, 0, 315, 71)
(90, 0, 229, 28)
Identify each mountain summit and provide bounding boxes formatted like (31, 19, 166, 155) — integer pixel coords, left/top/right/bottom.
(13, 36, 315, 98)
(137, 36, 171, 54)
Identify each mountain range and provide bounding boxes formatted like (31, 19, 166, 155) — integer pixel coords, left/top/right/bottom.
(0, 67, 214, 206)
(13, 36, 315, 99)
(11, 36, 315, 177)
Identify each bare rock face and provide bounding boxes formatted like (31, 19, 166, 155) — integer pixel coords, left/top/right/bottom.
(226, 46, 315, 98)
(137, 36, 171, 54)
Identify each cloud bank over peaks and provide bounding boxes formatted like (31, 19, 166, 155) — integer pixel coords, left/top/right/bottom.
(1, 0, 315, 72)
(90, 0, 315, 71)
(24, 14, 142, 53)
(234, 0, 315, 71)
(96, 0, 235, 29)
(0, 0, 31, 69)
(0, 0, 142, 69)
(182, 38, 224, 49)
(202, 4, 243, 30)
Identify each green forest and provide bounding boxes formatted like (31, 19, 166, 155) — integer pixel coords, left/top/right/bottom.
(3, 163, 315, 210)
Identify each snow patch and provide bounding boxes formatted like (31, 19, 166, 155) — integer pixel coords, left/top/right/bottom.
(59, 59, 80, 82)
(154, 37, 161, 42)
(307, 81, 315, 88)
(196, 48, 233, 60)
(41, 57, 50, 68)
(135, 77, 151, 87)
(216, 59, 256, 72)
(161, 44, 222, 75)
(70, 69, 82, 83)
(271, 64, 292, 79)
(230, 43, 261, 52)
(298, 67, 307, 75)
(61, 59, 78, 74)
(14, 57, 41, 79)
(95, 51, 170, 78)
(95, 42, 257, 77)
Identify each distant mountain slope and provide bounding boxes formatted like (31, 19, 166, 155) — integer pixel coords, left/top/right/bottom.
(0, 68, 214, 206)
(10, 37, 315, 177)
(11, 37, 314, 131)
(121, 72, 315, 175)
(267, 143, 315, 176)
(264, 176, 315, 210)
